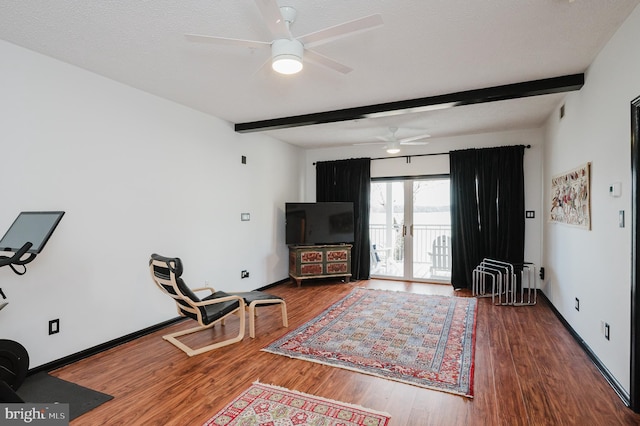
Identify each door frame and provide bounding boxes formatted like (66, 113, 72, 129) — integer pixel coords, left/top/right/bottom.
(630, 95, 640, 411)
(370, 174, 450, 282)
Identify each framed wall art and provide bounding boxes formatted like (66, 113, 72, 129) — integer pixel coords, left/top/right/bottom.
(550, 162, 591, 230)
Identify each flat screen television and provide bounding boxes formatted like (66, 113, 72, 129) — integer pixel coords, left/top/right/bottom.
(0, 211, 65, 254)
(285, 202, 354, 246)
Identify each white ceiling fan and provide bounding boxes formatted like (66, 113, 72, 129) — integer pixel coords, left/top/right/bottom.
(355, 127, 430, 153)
(184, 0, 383, 75)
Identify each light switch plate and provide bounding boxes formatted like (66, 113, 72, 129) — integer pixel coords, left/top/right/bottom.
(609, 182, 621, 197)
(241, 213, 250, 221)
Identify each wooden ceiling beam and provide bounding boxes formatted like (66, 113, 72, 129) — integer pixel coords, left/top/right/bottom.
(234, 73, 584, 133)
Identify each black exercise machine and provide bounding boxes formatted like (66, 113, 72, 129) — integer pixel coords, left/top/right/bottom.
(0, 211, 65, 403)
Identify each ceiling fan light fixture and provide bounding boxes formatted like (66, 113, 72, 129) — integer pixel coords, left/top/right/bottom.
(386, 143, 400, 154)
(272, 55, 303, 74)
(272, 39, 303, 75)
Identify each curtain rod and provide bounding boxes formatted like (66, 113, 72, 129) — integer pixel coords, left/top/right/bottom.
(371, 144, 531, 162)
(313, 144, 531, 165)
(370, 151, 447, 161)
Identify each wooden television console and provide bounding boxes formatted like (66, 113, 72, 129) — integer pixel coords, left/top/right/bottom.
(288, 244, 352, 287)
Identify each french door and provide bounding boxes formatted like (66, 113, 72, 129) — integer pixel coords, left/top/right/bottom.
(369, 176, 451, 282)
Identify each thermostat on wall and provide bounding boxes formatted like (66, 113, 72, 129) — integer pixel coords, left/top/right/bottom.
(609, 182, 621, 197)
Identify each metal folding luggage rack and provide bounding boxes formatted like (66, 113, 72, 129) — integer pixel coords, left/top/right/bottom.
(472, 258, 537, 306)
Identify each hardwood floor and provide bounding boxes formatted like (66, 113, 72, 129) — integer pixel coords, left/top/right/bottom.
(52, 279, 640, 425)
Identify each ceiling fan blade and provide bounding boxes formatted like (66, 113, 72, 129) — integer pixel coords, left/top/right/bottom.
(400, 141, 430, 146)
(298, 14, 384, 48)
(255, 0, 292, 40)
(353, 142, 386, 146)
(305, 49, 353, 74)
(251, 55, 275, 78)
(185, 34, 270, 49)
(399, 133, 431, 143)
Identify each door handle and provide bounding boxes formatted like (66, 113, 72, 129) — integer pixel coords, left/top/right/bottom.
(402, 225, 407, 237)
(410, 224, 414, 237)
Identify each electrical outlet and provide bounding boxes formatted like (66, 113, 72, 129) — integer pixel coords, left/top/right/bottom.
(241, 270, 249, 279)
(604, 323, 610, 340)
(49, 319, 60, 335)
(575, 297, 580, 311)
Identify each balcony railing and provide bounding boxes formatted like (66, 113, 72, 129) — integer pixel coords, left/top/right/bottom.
(369, 223, 452, 279)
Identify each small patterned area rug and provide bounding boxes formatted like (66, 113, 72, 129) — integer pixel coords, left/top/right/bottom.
(202, 381, 390, 426)
(263, 287, 477, 398)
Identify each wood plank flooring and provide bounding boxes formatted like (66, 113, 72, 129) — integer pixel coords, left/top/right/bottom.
(50, 279, 640, 425)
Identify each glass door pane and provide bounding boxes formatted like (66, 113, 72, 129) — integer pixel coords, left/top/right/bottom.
(411, 179, 451, 281)
(370, 177, 451, 282)
(369, 181, 404, 277)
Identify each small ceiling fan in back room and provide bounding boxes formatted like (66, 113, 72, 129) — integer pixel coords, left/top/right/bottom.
(354, 127, 431, 154)
(184, 0, 383, 75)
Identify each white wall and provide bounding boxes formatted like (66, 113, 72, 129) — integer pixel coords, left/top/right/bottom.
(0, 40, 303, 368)
(304, 127, 545, 275)
(542, 5, 640, 393)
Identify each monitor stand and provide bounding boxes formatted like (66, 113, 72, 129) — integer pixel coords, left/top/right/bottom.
(0, 242, 35, 275)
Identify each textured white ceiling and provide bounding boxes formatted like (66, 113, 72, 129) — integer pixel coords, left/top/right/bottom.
(0, 0, 638, 148)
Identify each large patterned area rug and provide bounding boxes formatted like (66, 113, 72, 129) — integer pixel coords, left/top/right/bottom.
(263, 288, 477, 398)
(203, 381, 390, 425)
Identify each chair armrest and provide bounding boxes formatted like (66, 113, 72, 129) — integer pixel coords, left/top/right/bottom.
(192, 286, 215, 294)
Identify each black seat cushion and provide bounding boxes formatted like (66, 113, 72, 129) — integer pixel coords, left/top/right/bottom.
(230, 291, 283, 306)
(196, 291, 240, 325)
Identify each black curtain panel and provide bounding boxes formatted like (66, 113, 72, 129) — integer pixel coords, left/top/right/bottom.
(449, 145, 525, 289)
(316, 158, 371, 280)
(450, 149, 483, 290)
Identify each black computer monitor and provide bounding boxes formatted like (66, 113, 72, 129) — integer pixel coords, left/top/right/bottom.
(0, 211, 65, 254)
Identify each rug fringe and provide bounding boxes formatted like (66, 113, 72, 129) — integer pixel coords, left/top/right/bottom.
(258, 351, 474, 398)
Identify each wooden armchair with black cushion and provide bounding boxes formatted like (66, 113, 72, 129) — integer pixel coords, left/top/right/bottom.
(149, 253, 245, 356)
